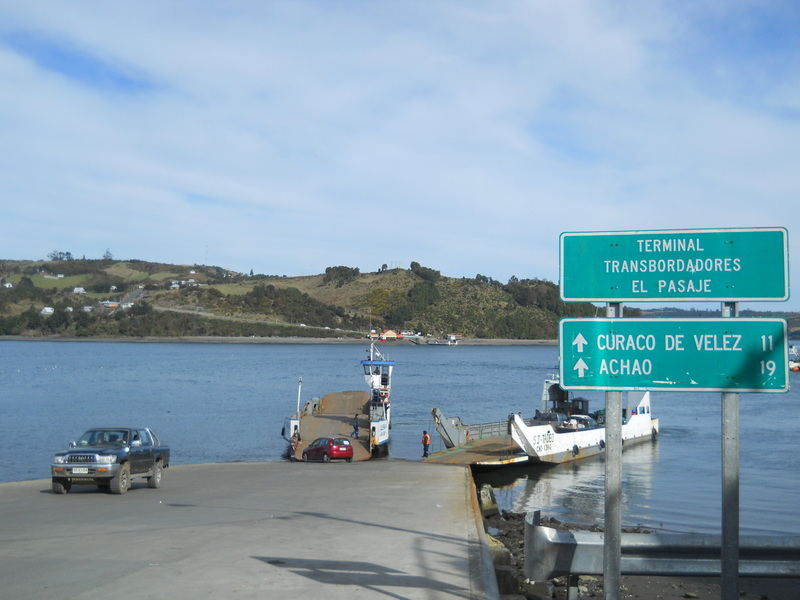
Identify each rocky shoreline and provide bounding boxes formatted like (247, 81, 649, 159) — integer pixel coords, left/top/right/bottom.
(485, 510, 796, 599)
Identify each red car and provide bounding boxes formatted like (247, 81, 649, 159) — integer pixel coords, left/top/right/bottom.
(302, 437, 354, 463)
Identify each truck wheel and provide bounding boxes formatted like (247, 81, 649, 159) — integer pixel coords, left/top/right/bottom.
(322, 453, 330, 463)
(111, 463, 130, 494)
(52, 478, 71, 494)
(148, 462, 163, 489)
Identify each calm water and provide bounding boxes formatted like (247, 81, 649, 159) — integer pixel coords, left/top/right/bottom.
(1, 340, 798, 536)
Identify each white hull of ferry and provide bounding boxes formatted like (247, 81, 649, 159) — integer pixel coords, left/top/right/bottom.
(370, 416, 390, 449)
(281, 415, 300, 443)
(509, 405, 659, 464)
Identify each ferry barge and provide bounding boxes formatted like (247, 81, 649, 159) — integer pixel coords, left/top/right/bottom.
(428, 374, 658, 467)
(361, 342, 395, 454)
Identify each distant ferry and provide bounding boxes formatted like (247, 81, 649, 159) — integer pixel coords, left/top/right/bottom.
(400, 330, 423, 339)
(426, 334, 459, 346)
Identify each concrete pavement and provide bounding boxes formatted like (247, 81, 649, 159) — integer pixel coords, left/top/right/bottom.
(0, 461, 498, 599)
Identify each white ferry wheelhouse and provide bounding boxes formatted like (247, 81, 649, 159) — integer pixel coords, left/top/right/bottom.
(361, 343, 395, 454)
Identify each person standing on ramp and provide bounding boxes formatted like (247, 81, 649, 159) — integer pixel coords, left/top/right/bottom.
(421, 430, 431, 458)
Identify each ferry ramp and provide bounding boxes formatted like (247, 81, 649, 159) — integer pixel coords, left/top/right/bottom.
(294, 390, 371, 461)
(424, 436, 529, 467)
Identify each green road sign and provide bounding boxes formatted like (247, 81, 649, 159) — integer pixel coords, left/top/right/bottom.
(559, 318, 789, 392)
(560, 228, 789, 302)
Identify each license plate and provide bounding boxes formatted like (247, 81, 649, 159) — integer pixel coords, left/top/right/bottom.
(72, 467, 89, 474)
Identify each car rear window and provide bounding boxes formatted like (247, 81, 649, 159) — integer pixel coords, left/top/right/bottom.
(333, 438, 351, 446)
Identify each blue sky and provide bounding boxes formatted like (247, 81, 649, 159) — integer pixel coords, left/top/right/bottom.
(1, 1, 798, 312)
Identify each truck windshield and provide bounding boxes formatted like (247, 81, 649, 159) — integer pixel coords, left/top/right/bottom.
(79, 430, 129, 446)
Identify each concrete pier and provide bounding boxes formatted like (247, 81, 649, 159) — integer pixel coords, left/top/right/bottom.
(0, 461, 498, 599)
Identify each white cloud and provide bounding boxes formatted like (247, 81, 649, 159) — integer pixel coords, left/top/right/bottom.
(1, 1, 798, 311)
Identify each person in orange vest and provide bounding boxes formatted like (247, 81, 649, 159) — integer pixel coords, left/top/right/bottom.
(421, 430, 431, 458)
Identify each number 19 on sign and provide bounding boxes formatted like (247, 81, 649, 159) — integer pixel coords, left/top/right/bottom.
(761, 333, 779, 378)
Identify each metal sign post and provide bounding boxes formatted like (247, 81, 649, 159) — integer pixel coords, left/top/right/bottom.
(721, 302, 740, 600)
(604, 388, 622, 600)
(603, 302, 622, 600)
(721, 390, 740, 600)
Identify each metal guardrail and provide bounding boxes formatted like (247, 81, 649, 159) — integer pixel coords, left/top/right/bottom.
(431, 408, 512, 448)
(524, 511, 800, 588)
(470, 420, 509, 440)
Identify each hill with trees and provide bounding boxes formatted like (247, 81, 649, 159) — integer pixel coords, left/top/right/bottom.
(1, 257, 797, 340)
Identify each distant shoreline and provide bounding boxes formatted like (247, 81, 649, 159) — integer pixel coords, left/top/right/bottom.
(0, 335, 558, 346)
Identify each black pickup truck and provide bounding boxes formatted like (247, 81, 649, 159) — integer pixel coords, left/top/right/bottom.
(51, 427, 170, 495)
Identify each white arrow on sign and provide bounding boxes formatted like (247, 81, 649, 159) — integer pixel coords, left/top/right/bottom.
(573, 358, 589, 378)
(572, 333, 588, 353)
